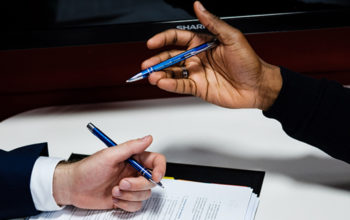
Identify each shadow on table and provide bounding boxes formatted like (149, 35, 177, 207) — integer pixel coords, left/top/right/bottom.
(161, 145, 350, 191)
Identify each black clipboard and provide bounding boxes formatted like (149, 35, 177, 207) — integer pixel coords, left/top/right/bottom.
(68, 153, 265, 196)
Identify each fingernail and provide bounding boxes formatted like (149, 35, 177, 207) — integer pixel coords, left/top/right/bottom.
(120, 180, 131, 190)
(112, 188, 122, 197)
(140, 135, 150, 142)
(197, 1, 206, 11)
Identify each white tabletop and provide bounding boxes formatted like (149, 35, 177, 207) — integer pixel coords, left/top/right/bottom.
(1, 96, 350, 220)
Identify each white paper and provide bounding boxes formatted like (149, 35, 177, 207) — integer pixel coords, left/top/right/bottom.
(29, 179, 258, 220)
(245, 193, 259, 220)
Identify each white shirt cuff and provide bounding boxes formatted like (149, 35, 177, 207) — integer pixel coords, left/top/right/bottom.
(30, 156, 66, 211)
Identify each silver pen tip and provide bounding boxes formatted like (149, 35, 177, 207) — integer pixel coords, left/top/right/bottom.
(149, 179, 164, 189)
(157, 182, 165, 189)
(126, 73, 143, 83)
(126, 78, 140, 83)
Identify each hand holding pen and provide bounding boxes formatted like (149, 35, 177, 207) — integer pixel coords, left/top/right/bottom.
(126, 39, 217, 82)
(87, 123, 164, 188)
(136, 1, 273, 110)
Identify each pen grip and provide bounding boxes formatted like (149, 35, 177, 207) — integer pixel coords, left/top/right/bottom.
(127, 158, 152, 179)
(151, 42, 211, 72)
(88, 123, 154, 182)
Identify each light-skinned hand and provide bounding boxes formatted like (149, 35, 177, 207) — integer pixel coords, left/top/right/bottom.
(52, 135, 166, 212)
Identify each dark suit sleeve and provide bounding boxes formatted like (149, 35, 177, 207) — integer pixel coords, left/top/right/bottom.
(0, 143, 48, 219)
(263, 67, 350, 163)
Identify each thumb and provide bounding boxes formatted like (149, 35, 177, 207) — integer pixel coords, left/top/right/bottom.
(193, 1, 242, 46)
(106, 135, 153, 162)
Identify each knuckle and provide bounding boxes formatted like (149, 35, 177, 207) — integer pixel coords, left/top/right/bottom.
(231, 29, 244, 41)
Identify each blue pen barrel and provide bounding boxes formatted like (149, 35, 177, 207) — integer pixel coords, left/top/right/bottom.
(127, 158, 152, 179)
(146, 42, 213, 74)
(153, 44, 207, 71)
(91, 127, 116, 147)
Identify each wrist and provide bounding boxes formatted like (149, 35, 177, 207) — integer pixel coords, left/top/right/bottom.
(53, 161, 74, 206)
(258, 62, 282, 111)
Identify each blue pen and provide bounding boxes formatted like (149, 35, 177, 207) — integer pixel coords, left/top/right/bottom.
(126, 39, 218, 83)
(87, 123, 164, 188)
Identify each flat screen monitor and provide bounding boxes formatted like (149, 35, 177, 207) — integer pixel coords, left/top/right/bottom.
(2, 0, 350, 50)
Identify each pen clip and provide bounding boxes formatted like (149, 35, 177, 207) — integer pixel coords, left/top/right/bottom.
(184, 53, 194, 59)
(186, 39, 218, 58)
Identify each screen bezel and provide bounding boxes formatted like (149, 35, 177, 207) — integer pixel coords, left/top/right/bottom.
(2, 8, 350, 50)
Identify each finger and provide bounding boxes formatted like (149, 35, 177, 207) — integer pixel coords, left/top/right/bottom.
(119, 176, 155, 191)
(147, 28, 197, 50)
(104, 135, 153, 162)
(148, 71, 170, 85)
(141, 49, 186, 70)
(167, 66, 189, 79)
(142, 49, 187, 86)
(157, 78, 197, 95)
(113, 199, 143, 212)
(148, 66, 187, 85)
(194, 1, 244, 46)
(136, 152, 166, 183)
(112, 186, 151, 202)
